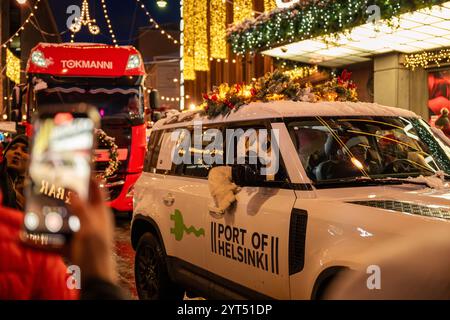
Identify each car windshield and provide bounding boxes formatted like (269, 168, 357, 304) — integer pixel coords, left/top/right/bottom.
(35, 86, 144, 120)
(287, 117, 450, 185)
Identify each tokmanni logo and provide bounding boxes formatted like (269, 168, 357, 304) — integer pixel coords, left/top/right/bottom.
(170, 209, 205, 241)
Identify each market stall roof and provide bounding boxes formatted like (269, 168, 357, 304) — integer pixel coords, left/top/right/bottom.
(262, 2, 450, 67)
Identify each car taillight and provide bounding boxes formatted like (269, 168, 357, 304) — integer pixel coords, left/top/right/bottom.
(31, 51, 48, 67)
(126, 54, 141, 70)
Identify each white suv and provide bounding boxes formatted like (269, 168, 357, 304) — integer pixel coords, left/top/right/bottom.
(131, 100, 450, 300)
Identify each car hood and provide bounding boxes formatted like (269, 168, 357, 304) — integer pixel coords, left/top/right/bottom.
(313, 183, 450, 221)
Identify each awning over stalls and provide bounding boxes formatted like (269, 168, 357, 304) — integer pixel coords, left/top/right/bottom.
(227, 0, 450, 68)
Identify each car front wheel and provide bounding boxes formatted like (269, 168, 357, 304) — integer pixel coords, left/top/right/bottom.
(134, 232, 184, 300)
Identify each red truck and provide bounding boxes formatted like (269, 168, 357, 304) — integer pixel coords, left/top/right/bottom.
(23, 42, 147, 213)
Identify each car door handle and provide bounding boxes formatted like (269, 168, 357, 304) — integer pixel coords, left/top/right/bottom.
(208, 205, 224, 218)
(163, 193, 175, 206)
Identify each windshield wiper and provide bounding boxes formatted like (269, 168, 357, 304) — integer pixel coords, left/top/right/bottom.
(315, 176, 437, 188)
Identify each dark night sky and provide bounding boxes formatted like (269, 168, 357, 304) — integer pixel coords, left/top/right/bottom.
(48, 0, 180, 45)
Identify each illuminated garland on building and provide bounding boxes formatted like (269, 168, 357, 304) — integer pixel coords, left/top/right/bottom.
(100, 0, 118, 46)
(69, 0, 100, 35)
(183, 0, 196, 80)
(233, 0, 254, 24)
(210, 0, 227, 59)
(227, 0, 447, 55)
(194, 0, 209, 71)
(264, 0, 277, 12)
(404, 49, 450, 70)
(6, 49, 21, 84)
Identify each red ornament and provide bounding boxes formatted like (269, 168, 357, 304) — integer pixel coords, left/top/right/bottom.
(202, 93, 209, 100)
(211, 94, 218, 102)
(338, 69, 352, 83)
(251, 88, 257, 96)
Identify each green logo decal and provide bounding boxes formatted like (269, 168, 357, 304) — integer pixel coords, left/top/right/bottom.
(170, 209, 205, 241)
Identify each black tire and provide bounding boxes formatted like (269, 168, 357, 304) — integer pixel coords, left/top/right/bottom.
(134, 232, 184, 300)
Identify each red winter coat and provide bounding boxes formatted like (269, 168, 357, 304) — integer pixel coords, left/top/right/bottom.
(0, 204, 79, 300)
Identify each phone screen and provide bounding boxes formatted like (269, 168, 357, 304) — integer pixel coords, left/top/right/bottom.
(22, 112, 95, 249)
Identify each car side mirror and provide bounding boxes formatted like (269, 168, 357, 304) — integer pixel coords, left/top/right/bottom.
(231, 164, 262, 187)
(149, 89, 159, 110)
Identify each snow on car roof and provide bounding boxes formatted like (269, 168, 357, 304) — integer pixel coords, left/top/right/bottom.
(153, 100, 420, 130)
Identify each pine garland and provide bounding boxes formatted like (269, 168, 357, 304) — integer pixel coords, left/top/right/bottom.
(227, 0, 447, 55)
(95, 128, 120, 179)
(201, 69, 358, 118)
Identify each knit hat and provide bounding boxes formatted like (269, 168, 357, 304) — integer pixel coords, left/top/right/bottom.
(2, 134, 29, 157)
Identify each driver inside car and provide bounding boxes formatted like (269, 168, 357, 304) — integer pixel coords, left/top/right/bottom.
(315, 136, 382, 180)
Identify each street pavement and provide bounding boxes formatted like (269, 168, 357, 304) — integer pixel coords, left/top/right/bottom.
(114, 216, 203, 300)
(114, 216, 138, 299)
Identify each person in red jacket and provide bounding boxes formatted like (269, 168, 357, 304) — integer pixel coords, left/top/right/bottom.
(0, 178, 127, 300)
(0, 194, 79, 300)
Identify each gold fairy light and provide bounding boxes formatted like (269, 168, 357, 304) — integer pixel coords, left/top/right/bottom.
(6, 49, 21, 84)
(100, 0, 117, 45)
(233, 0, 254, 24)
(193, 0, 209, 71)
(210, 0, 227, 59)
(264, 0, 277, 12)
(69, 0, 100, 35)
(135, 0, 179, 45)
(183, 0, 195, 80)
(1, 0, 41, 48)
(283, 65, 319, 80)
(404, 49, 450, 70)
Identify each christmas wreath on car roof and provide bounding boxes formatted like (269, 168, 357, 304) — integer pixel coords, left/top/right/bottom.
(200, 69, 358, 118)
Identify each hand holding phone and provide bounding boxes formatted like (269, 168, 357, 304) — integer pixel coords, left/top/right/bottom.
(22, 106, 99, 251)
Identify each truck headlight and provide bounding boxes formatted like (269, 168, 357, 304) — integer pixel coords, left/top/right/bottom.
(31, 51, 48, 67)
(126, 54, 141, 70)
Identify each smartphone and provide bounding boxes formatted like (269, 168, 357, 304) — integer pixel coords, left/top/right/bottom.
(21, 104, 99, 251)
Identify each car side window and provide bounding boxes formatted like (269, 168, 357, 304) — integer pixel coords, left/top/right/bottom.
(173, 125, 223, 178)
(144, 130, 163, 172)
(225, 124, 289, 185)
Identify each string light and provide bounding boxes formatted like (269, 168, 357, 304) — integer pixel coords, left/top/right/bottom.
(282, 65, 319, 80)
(135, 0, 178, 45)
(183, 0, 196, 80)
(69, 0, 100, 35)
(210, 0, 227, 59)
(100, 0, 117, 45)
(1, 0, 41, 48)
(233, 0, 254, 23)
(404, 49, 450, 70)
(209, 57, 237, 64)
(6, 49, 21, 84)
(193, 0, 209, 71)
(160, 96, 181, 102)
